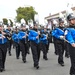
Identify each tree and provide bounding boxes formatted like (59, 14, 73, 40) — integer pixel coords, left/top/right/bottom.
(9, 19, 13, 27)
(3, 18, 8, 25)
(16, 6, 38, 24)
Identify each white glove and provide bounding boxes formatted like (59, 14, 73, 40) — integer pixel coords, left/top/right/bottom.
(22, 36, 26, 38)
(64, 30, 68, 35)
(2, 35, 5, 38)
(71, 43, 75, 47)
(60, 36, 64, 40)
(36, 36, 39, 39)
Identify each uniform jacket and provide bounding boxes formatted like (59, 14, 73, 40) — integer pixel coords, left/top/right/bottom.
(0, 34, 7, 44)
(28, 30, 40, 44)
(40, 34, 48, 44)
(12, 32, 19, 43)
(4, 29, 12, 36)
(4, 29, 12, 40)
(65, 27, 75, 44)
(52, 27, 64, 40)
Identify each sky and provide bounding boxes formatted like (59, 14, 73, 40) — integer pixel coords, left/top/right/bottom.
(0, 0, 75, 24)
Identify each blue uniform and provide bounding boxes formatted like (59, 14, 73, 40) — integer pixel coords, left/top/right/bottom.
(12, 32, 19, 43)
(40, 34, 48, 44)
(12, 31, 20, 59)
(65, 26, 75, 74)
(4, 29, 12, 56)
(52, 26, 65, 66)
(4, 29, 10, 33)
(40, 32, 48, 60)
(4, 29, 12, 38)
(65, 28, 75, 44)
(28, 30, 40, 44)
(18, 30, 28, 63)
(52, 28, 64, 40)
(18, 31, 26, 41)
(28, 29, 41, 68)
(0, 34, 7, 44)
(0, 32, 8, 71)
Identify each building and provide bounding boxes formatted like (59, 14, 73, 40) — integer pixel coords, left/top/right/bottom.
(45, 7, 75, 30)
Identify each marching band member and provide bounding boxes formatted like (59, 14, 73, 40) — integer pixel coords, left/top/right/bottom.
(0, 23, 8, 72)
(52, 17, 65, 66)
(28, 22, 41, 69)
(65, 12, 75, 75)
(5, 24, 12, 56)
(12, 26, 20, 59)
(18, 24, 28, 63)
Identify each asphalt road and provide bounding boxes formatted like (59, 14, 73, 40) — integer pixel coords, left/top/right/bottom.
(0, 43, 70, 75)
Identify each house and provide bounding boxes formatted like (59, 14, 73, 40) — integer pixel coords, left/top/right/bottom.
(44, 7, 75, 30)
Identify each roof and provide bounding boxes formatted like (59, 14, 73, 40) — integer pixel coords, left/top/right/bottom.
(45, 7, 75, 19)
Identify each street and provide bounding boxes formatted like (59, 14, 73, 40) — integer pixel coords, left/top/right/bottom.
(0, 43, 70, 75)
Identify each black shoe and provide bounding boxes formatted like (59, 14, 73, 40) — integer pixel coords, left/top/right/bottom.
(23, 60, 26, 63)
(36, 65, 39, 69)
(44, 58, 48, 60)
(60, 63, 64, 66)
(0, 68, 3, 72)
(27, 51, 30, 54)
(9, 53, 12, 56)
(70, 74, 75, 75)
(45, 58, 48, 60)
(16, 57, 19, 59)
(34, 64, 36, 67)
(65, 55, 70, 58)
(54, 52, 58, 55)
(43, 57, 48, 60)
(3, 68, 5, 71)
(66, 56, 70, 58)
(34, 64, 38, 67)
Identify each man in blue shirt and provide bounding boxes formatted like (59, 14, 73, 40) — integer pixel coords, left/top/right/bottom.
(52, 18, 65, 66)
(28, 21, 40, 69)
(65, 13, 75, 75)
(0, 23, 8, 72)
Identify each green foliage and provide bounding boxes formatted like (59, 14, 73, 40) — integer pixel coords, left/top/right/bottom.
(3, 18, 8, 25)
(9, 19, 13, 27)
(3, 18, 13, 26)
(16, 6, 38, 24)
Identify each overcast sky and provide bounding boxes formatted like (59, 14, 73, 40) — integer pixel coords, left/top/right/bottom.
(0, 0, 75, 24)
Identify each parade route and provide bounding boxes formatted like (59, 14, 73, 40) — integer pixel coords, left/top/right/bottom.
(0, 43, 70, 75)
